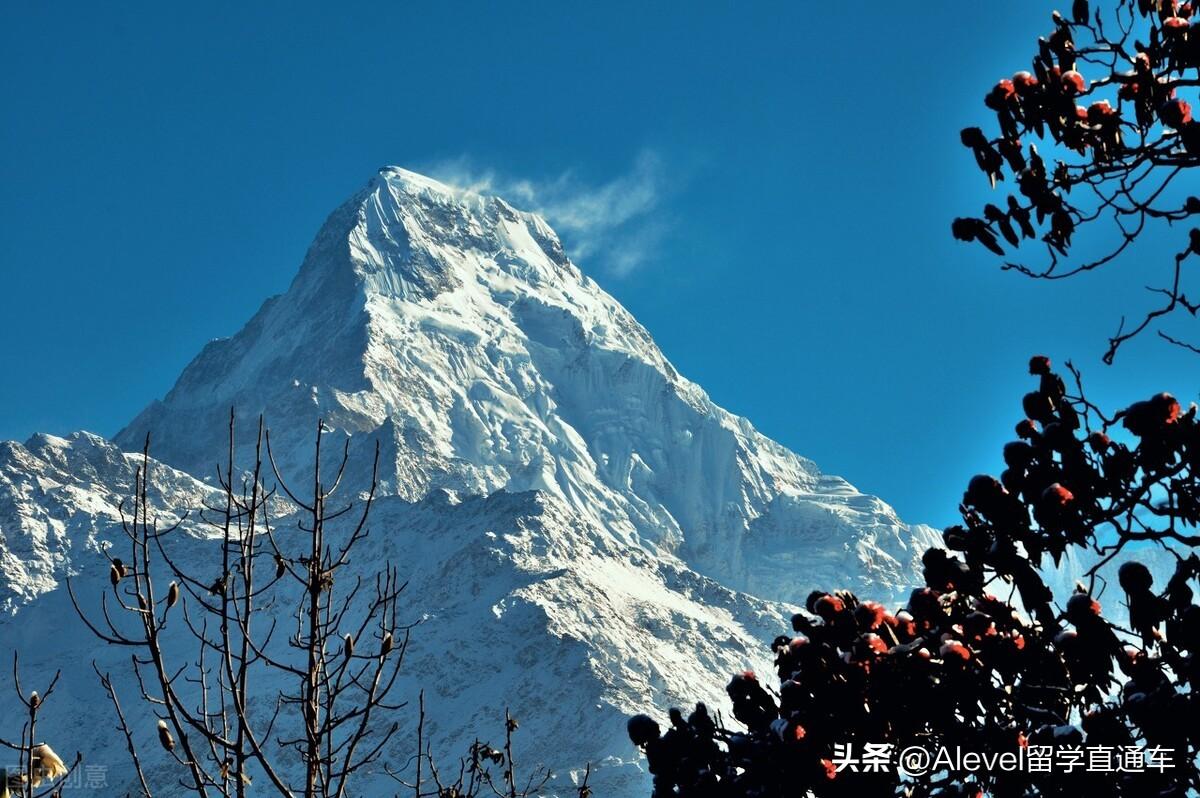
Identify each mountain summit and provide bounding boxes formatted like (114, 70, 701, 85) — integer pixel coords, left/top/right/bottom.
(116, 166, 937, 603)
(2, 167, 938, 794)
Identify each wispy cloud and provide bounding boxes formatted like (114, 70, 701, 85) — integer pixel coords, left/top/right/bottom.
(418, 151, 669, 277)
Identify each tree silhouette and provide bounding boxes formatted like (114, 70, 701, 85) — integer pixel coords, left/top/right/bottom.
(65, 416, 406, 797)
(632, 358, 1200, 797)
(953, 0, 1200, 362)
(0, 414, 567, 798)
(0, 656, 79, 797)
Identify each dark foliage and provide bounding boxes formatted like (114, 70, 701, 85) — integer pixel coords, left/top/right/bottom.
(632, 358, 1200, 796)
(953, 0, 1200, 361)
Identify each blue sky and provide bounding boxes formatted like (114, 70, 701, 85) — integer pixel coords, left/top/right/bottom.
(1, 2, 1194, 527)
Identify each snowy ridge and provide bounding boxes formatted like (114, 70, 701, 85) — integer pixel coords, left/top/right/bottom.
(0, 438, 782, 794)
(0, 167, 941, 795)
(0, 431, 215, 613)
(116, 167, 941, 603)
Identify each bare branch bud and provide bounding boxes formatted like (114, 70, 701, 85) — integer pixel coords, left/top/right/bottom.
(156, 719, 174, 752)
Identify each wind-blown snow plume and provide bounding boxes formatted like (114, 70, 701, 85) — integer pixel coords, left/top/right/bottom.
(423, 151, 669, 276)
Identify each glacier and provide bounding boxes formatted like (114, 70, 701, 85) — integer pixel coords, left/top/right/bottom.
(0, 167, 941, 795)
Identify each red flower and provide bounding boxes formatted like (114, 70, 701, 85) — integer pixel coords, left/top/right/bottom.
(1062, 70, 1087, 95)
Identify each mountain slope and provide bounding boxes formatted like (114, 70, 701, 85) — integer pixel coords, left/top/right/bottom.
(0, 431, 215, 613)
(116, 167, 940, 604)
(0, 167, 941, 795)
(0, 433, 783, 794)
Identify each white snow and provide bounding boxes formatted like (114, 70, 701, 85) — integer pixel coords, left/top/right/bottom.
(0, 167, 942, 796)
(114, 166, 943, 602)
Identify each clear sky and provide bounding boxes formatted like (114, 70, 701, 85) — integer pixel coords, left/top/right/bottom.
(1, 2, 1194, 528)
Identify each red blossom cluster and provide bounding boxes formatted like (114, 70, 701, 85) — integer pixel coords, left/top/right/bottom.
(952, 0, 1200, 361)
(632, 358, 1200, 797)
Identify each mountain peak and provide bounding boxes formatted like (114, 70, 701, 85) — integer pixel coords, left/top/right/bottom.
(116, 167, 938, 606)
(372, 165, 507, 210)
(5, 165, 940, 795)
(376, 165, 463, 196)
(291, 165, 575, 308)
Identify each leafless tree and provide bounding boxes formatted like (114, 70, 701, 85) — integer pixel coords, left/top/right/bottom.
(385, 692, 579, 798)
(66, 414, 409, 797)
(36, 412, 575, 796)
(0, 655, 79, 798)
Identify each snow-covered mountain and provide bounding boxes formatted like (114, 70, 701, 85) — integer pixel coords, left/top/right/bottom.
(0, 167, 940, 795)
(115, 167, 939, 603)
